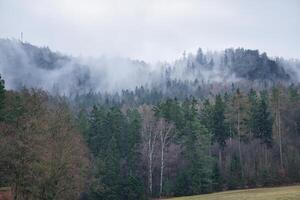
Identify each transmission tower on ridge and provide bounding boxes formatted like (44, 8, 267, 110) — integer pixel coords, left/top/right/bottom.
(20, 32, 23, 42)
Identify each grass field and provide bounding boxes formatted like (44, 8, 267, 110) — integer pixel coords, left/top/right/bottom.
(167, 185, 300, 200)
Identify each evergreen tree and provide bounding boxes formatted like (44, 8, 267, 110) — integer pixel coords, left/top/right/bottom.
(175, 98, 212, 195)
(212, 95, 229, 149)
(253, 93, 273, 147)
(77, 108, 90, 139)
(88, 106, 108, 155)
(228, 153, 243, 189)
(154, 98, 184, 130)
(271, 86, 284, 170)
(211, 95, 229, 169)
(288, 84, 300, 103)
(87, 106, 146, 200)
(247, 88, 258, 137)
(211, 162, 223, 191)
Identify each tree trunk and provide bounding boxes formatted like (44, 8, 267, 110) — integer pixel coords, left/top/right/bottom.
(237, 110, 244, 178)
(159, 142, 164, 198)
(218, 148, 222, 169)
(149, 154, 153, 196)
(278, 108, 284, 170)
(264, 145, 268, 167)
(148, 132, 153, 196)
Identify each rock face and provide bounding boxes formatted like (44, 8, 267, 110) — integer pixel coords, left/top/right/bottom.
(222, 48, 290, 81)
(0, 187, 12, 200)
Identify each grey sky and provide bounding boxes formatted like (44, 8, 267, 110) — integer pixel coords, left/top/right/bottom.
(0, 0, 299, 62)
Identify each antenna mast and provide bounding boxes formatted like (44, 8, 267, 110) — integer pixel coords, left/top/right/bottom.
(20, 32, 23, 42)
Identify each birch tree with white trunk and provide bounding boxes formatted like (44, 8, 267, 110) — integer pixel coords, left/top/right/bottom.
(157, 118, 175, 198)
(140, 105, 158, 197)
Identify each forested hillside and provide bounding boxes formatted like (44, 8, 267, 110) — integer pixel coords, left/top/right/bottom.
(1, 40, 300, 200)
(0, 39, 299, 96)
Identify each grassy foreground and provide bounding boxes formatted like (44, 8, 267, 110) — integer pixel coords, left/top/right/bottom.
(166, 185, 300, 200)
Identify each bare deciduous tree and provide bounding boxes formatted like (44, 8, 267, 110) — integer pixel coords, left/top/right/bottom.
(157, 118, 174, 198)
(140, 105, 158, 196)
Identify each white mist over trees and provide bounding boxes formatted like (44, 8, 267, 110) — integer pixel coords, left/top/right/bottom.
(0, 39, 299, 97)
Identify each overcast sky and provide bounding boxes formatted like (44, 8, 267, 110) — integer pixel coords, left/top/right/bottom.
(0, 0, 299, 62)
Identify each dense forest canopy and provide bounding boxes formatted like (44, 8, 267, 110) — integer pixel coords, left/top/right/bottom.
(1, 40, 300, 200)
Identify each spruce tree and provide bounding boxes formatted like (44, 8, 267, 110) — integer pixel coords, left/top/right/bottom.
(247, 88, 258, 137)
(175, 98, 212, 195)
(253, 93, 273, 148)
(212, 95, 229, 149)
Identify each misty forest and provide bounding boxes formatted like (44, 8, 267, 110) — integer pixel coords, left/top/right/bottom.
(1, 38, 300, 200)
